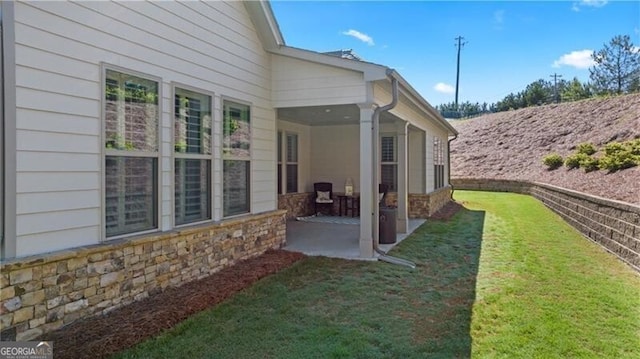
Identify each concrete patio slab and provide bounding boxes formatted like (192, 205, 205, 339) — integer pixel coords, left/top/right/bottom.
(284, 216, 425, 260)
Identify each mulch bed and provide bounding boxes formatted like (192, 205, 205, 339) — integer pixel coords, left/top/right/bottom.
(429, 200, 464, 221)
(40, 250, 306, 359)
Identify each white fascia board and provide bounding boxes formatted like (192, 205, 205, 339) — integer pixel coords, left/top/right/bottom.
(272, 46, 389, 81)
(244, 0, 285, 51)
(388, 70, 459, 136)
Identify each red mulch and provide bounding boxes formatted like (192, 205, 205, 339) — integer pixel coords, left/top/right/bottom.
(40, 250, 305, 359)
(430, 200, 464, 221)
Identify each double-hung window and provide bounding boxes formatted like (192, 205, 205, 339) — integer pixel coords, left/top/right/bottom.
(223, 100, 251, 217)
(104, 69, 159, 237)
(277, 131, 282, 194)
(286, 134, 298, 193)
(434, 137, 445, 189)
(277, 131, 298, 194)
(381, 135, 397, 191)
(174, 87, 212, 225)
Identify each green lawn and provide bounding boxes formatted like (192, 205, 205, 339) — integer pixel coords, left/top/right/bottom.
(115, 191, 640, 359)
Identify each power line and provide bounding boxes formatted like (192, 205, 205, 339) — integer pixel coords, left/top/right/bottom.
(550, 73, 563, 103)
(454, 36, 467, 109)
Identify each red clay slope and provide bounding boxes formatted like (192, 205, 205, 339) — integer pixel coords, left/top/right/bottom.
(450, 93, 640, 205)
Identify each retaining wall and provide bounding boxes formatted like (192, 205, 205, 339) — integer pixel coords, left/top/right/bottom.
(0, 210, 287, 341)
(452, 178, 640, 271)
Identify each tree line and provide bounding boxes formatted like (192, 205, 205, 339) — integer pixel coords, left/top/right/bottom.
(438, 34, 640, 118)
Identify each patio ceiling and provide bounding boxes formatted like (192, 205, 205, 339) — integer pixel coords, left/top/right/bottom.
(277, 104, 399, 126)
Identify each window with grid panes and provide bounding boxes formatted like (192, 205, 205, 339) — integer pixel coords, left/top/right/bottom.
(433, 137, 445, 189)
(174, 87, 212, 225)
(381, 135, 397, 191)
(286, 133, 298, 193)
(104, 69, 158, 237)
(223, 101, 251, 216)
(277, 131, 282, 194)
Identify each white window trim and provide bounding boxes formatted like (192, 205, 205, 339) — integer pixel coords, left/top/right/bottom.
(101, 63, 162, 241)
(171, 83, 215, 228)
(221, 96, 252, 218)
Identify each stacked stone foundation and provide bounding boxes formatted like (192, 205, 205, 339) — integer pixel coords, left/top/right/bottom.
(0, 210, 287, 341)
(279, 188, 452, 220)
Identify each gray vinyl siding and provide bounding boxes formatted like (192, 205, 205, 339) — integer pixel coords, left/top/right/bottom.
(11, 1, 275, 257)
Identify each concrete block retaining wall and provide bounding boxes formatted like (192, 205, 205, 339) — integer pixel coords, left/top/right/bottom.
(452, 178, 640, 271)
(0, 210, 287, 341)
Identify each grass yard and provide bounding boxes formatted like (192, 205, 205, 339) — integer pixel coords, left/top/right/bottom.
(115, 191, 640, 359)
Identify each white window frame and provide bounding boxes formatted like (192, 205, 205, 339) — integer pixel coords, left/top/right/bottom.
(101, 64, 162, 240)
(380, 134, 397, 191)
(433, 136, 445, 189)
(277, 130, 283, 195)
(172, 83, 214, 227)
(285, 132, 298, 193)
(222, 98, 252, 218)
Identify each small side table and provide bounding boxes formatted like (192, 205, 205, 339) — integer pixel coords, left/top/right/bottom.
(338, 195, 360, 217)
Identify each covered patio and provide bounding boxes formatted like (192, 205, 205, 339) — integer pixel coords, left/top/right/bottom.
(273, 48, 457, 259)
(284, 216, 426, 259)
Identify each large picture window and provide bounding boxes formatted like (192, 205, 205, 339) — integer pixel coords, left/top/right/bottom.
(104, 69, 159, 237)
(381, 135, 397, 191)
(223, 100, 251, 216)
(174, 87, 212, 225)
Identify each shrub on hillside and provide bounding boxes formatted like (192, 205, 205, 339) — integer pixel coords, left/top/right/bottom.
(576, 142, 597, 155)
(543, 154, 564, 170)
(580, 156, 600, 173)
(599, 141, 638, 171)
(628, 138, 640, 156)
(565, 153, 590, 169)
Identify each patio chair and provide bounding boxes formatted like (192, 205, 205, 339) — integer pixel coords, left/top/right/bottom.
(314, 182, 334, 216)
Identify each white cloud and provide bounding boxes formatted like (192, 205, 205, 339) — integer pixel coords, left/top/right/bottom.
(572, 0, 608, 11)
(552, 49, 595, 69)
(342, 29, 374, 46)
(434, 82, 455, 94)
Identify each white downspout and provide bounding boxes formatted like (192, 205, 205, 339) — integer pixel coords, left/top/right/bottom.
(371, 71, 415, 268)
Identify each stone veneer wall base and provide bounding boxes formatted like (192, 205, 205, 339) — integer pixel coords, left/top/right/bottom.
(452, 178, 640, 272)
(0, 210, 287, 341)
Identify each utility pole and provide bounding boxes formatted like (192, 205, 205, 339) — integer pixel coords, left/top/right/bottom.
(550, 73, 563, 103)
(454, 36, 467, 110)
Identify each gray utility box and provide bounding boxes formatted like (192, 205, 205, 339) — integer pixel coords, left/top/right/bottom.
(379, 207, 397, 244)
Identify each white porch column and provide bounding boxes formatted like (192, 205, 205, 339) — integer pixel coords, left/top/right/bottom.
(358, 103, 375, 258)
(396, 121, 409, 233)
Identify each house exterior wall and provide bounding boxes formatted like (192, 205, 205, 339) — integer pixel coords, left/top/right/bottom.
(7, 1, 277, 257)
(310, 124, 360, 192)
(271, 54, 367, 108)
(408, 129, 425, 193)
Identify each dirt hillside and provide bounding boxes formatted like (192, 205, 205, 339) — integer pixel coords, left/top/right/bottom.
(450, 93, 640, 205)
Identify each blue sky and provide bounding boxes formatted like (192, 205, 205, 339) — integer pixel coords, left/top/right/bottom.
(270, 0, 640, 107)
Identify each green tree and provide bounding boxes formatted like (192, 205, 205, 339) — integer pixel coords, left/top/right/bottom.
(561, 77, 592, 102)
(589, 35, 640, 95)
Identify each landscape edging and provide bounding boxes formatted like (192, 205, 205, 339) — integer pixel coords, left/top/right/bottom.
(451, 178, 640, 272)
